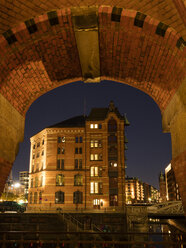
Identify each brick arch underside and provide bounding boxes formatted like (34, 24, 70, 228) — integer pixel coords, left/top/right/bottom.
(0, 6, 185, 115)
(0, 6, 185, 116)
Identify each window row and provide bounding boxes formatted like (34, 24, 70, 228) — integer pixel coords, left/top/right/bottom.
(31, 162, 44, 173)
(75, 136, 83, 143)
(75, 147, 82, 154)
(32, 151, 44, 159)
(90, 166, 102, 177)
(33, 140, 44, 149)
(90, 154, 102, 161)
(56, 174, 83, 186)
(29, 191, 83, 204)
(58, 136, 83, 144)
(90, 140, 102, 148)
(57, 141, 102, 155)
(30, 176, 43, 188)
(90, 182, 103, 194)
(90, 124, 102, 129)
(57, 159, 83, 170)
(30, 192, 42, 204)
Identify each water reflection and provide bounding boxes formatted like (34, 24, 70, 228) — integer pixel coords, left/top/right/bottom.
(131, 219, 186, 248)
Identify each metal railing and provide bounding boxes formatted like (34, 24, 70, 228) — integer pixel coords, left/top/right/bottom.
(0, 231, 186, 248)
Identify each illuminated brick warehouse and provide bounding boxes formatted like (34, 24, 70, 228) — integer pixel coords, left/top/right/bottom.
(28, 101, 129, 211)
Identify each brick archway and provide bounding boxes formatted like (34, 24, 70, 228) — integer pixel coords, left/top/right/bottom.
(0, 6, 185, 213)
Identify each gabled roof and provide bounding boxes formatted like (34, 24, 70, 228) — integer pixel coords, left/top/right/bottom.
(47, 101, 126, 129)
(48, 115, 86, 128)
(87, 101, 124, 121)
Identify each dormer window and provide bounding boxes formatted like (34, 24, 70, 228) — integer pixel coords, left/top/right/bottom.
(90, 124, 98, 129)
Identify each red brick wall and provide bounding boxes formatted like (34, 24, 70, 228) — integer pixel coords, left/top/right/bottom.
(0, 7, 185, 116)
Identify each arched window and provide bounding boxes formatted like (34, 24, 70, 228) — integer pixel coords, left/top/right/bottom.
(108, 119, 117, 132)
(56, 174, 64, 186)
(55, 191, 64, 204)
(73, 191, 83, 204)
(74, 174, 83, 186)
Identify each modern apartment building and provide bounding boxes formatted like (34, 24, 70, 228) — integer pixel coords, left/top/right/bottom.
(125, 177, 159, 204)
(125, 177, 144, 204)
(27, 101, 129, 211)
(19, 171, 29, 194)
(165, 163, 181, 201)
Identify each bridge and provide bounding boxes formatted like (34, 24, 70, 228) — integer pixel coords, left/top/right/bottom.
(147, 201, 184, 215)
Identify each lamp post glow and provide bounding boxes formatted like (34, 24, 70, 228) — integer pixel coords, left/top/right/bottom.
(14, 183, 20, 188)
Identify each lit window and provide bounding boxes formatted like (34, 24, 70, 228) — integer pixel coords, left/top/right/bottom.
(74, 174, 83, 186)
(90, 154, 102, 161)
(90, 154, 94, 160)
(95, 140, 98, 147)
(56, 174, 64, 186)
(95, 182, 98, 193)
(95, 167, 98, 176)
(90, 124, 98, 129)
(90, 182, 94, 193)
(90, 167, 94, 177)
(90, 140, 102, 148)
(90, 182, 103, 194)
(90, 166, 102, 177)
(93, 199, 100, 206)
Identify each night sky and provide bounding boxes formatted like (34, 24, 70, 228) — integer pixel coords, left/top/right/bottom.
(12, 80, 172, 188)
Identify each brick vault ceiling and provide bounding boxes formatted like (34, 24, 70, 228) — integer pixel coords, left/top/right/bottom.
(0, 0, 186, 39)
